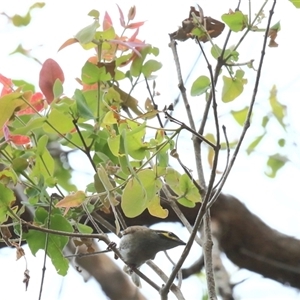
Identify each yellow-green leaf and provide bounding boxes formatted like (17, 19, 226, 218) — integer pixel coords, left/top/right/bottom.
(191, 75, 211, 96)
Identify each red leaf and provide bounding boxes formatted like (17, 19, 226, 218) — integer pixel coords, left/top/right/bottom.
(126, 21, 145, 29)
(10, 134, 31, 145)
(58, 38, 78, 52)
(103, 11, 113, 30)
(116, 4, 125, 27)
(39, 59, 64, 104)
(17, 92, 45, 115)
(3, 124, 30, 145)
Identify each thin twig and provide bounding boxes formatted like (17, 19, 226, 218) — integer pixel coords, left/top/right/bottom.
(208, 0, 277, 208)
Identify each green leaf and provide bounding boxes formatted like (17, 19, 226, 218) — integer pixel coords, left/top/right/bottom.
(125, 122, 148, 160)
(31, 135, 54, 180)
(96, 26, 116, 40)
(75, 20, 100, 44)
(122, 169, 159, 218)
(12, 117, 46, 135)
(24, 208, 73, 275)
(221, 10, 248, 32)
(191, 75, 211, 96)
(179, 174, 201, 204)
(108, 135, 120, 157)
(290, 0, 300, 8)
(265, 154, 287, 178)
(12, 157, 28, 173)
(130, 46, 159, 77)
(211, 44, 239, 62)
(12, 79, 35, 92)
(44, 109, 74, 134)
(81, 61, 111, 84)
(261, 115, 269, 128)
(278, 138, 285, 147)
(231, 106, 249, 126)
(0, 183, 15, 223)
(142, 59, 162, 78)
(53, 79, 64, 99)
(164, 168, 181, 195)
(88, 9, 100, 18)
(222, 69, 247, 102)
(269, 85, 286, 130)
(246, 134, 265, 155)
(74, 89, 94, 119)
(77, 223, 93, 234)
(0, 92, 24, 130)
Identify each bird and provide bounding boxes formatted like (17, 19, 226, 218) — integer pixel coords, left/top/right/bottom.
(118, 225, 186, 286)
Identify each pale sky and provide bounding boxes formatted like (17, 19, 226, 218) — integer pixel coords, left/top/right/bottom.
(1, 1, 300, 299)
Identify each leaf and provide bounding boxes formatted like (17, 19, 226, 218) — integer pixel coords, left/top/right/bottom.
(211, 44, 239, 62)
(246, 134, 265, 155)
(44, 108, 74, 134)
(81, 61, 111, 84)
(58, 38, 78, 52)
(0, 92, 25, 131)
(221, 10, 248, 32)
(191, 75, 211, 96)
(55, 191, 86, 215)
(179, 174, 201, 204)
(39, 59, 65, 104)
(74, 89, 94, 120)
(265, 154, 287, 178)
(147, 194, 168, 219)
(269, 85, 286, 130)
(126, 21, 145, 29)
(268, 21, 280, 47)
(53, 79, 64, 99)
(0, 183, 15, 223)
(12, 117, 46, 135)
(231, 106, 249, 126)
(88, 9, 100, 19)
(122, 169, 159, 218)
(31, 135, 55, 181)
(24, 208, 73, 276)
(113, 85, 143, 116)
(222, 69, 247, 102)
(75, 20, 100, 44)
(142, 60, 162, 78)
(12, 79, 35, 92)
(130, 46, 158, 77)
(290, 0, 300, 8)
(164, 168, 181, 195)
(116, 4, 126, 27)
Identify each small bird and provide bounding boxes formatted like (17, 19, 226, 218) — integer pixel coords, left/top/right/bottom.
(118, 225, 186, 286)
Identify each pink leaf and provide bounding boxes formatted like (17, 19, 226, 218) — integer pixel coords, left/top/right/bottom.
(116, 4, 125, 27)
(103, 11, 113, 30)
(126, 21, 145, 29)
(129, 28, 139, 42)
(39, 59, 64, 104)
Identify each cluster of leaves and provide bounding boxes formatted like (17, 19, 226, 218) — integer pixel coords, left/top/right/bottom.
(0, 5, 201, 275)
